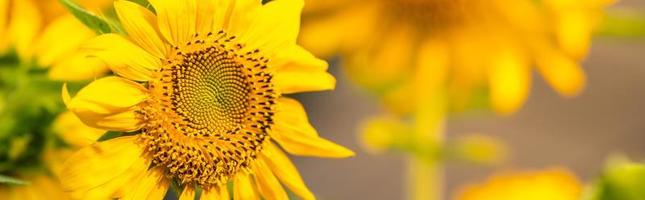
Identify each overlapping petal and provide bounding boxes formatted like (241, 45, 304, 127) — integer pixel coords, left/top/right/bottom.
(149, 0, 196, 45)
(84, 34, 161, 81)
(272, 98, 354, 158)
(262, 142, 315, 200)
(253, 159, 288, 200)
(64, 76, 147, 131)
(114, 0, 167, 58)
(61, 136, 148, 199)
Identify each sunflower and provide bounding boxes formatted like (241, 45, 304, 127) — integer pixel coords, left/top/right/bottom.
(301, 0, 613, 115)
(0, 0, 109, 198)
(61, 0, 354, 199)
(454, 168, 582, 200)
(0, 0, 109, 80)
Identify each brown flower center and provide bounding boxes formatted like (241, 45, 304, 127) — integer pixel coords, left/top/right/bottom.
(139, 31, 277, 187)
(388, 0, 475, 30)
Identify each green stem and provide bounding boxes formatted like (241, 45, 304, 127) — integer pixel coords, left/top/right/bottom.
(407, 156, 443, 200)
(597, 8, 645, 38)
(407, 89, 446, 200)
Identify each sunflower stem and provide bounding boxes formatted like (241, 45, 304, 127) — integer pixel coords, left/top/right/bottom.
(407, 64, 446, 200)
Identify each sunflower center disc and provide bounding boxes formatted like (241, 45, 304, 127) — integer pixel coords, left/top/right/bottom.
(139, 33, 277, 187)
(172, 47, 250, 133)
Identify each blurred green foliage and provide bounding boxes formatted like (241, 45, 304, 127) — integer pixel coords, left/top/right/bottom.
(584, 157, 645, 200)
(360, 117, 506, 165)
(0, 51, 86, 178)
(598, 9, 645, 39)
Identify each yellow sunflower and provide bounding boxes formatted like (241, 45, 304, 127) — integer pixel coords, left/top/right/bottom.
(61, 0, 354, 199)
(0, 0, 109, 80)
(301, 0, 613, 115)
(454, 168, 582, 200)
(0, 0, 109, 199)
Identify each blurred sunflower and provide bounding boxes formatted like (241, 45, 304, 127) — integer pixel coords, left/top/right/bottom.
(62, 0, 353, 199)
(301, 0, 613, 115)
(0, 0, 108, 199)
(454, 168, 582, 200)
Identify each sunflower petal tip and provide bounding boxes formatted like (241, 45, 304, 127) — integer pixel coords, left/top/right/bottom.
(333, 145, 356, 158)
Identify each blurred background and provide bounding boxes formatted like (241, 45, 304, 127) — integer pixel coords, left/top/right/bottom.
(293, 0, 645, 199)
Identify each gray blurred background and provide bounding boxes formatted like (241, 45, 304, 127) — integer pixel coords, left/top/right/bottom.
(292, 1, 645, 199)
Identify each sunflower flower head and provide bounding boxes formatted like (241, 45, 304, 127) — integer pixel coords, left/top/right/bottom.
(454, 168, 582, 200)
(63, 0, 353, 199)
(301, 0, 614, 115)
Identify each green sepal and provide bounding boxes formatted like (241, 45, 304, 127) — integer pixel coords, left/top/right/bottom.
(60, 0, 112, 34)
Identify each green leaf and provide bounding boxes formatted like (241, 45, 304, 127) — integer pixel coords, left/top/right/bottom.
(127, 0, 155, 13)
(0, 174, 28, 185)
(59, 0, 111, 34)
(97, 131, 122, 141)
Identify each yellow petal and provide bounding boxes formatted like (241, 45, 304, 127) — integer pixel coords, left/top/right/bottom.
(221, 0, 261, 41)
(114, 0, 167, 58)
(489, 46, 531, 115)
(195, 0, 216, 34)
(416, 38, 450, 92)
(253, 159, 288, 200)
(7, 0, 41, 59)
(236, 0, 302, 54)
(34, 176, 68, 199)
(66, 76, 147, 131)
(84, 33, 161, 81)
(273, 45, 328, 72)
(48, 52, 109, 81)
(209, 0, 234, 33)
(274, 70, 335, 94)
(52, 111, 105, 147)
(149, 0, 196, 45)
(201, 186, 230, 200)
(179, 186, 196, 200)
(380, 38, 449, 116)
(299, 2, 379, 57)
(122, 167, 170, 200)
(33, 15, 95, 67)
(43, 149, 73, 177)
(261, 143, 315, 200)
(555, 10, 592, 59)
(535, 46, 586, 97)
(234, 173, 260, 200)
(272, 98, 354, 158)
(61, 136, 148, 199)
(343, 22, 415, 91)
(0, 0, 8, 41)
(13, 176, 67, 200)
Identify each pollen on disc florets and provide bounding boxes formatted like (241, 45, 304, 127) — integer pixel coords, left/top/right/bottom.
(138, 31, 277, 187)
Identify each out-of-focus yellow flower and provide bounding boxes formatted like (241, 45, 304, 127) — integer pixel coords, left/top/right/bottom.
(0, 0, 110, 199)
(301, 0, 613, 115)
(0, 114, 103, 200)
(0, 174, 68, 200)
(0, 0, 109, 80)
(454, 168, 582, 200)
(61, 0, 353, 199)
